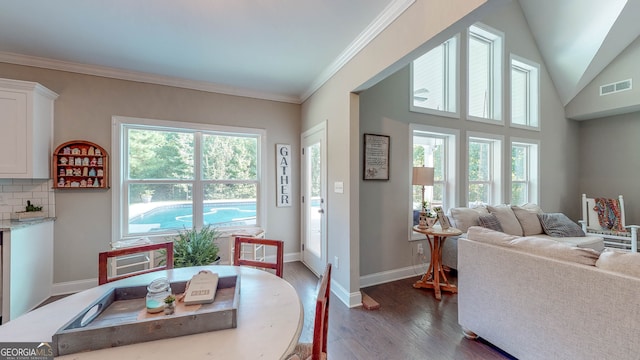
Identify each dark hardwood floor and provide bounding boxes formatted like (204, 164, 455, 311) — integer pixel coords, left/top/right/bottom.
(284, 262, 514, 360)
(40, 263, 514, 359)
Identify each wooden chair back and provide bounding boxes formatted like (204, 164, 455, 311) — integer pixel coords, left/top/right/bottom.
(233, 237, 284, 278)
(98, 242, 174, 285)
(312, 263, 332, 359)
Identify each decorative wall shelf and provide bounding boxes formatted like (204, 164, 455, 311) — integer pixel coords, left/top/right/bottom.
(52, 140, 109, 189)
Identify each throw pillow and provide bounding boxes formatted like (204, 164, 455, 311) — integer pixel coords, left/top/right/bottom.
(447, 206, 489, 232)
(596, 249, 640, 278)
(512, 205, 544, 236)
(478, 214, 504, 232)
(509, 236, 599, 266)
(538, 213, 585, 237)
(466, 226, 518, 246)
(487, 204, 524, 236)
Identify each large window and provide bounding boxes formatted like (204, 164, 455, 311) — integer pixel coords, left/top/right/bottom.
(112, 117, 265, 240)
(467, 133, 502, 206)
(511, 55, 540, 129)
(410, 124, 458, 214)
(411, 36, 458, 116)
(468, 23, 503, 122)
(511, 139, 539, 205)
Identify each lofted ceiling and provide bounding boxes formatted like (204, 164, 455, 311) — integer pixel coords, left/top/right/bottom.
(0, 0, 638, 105)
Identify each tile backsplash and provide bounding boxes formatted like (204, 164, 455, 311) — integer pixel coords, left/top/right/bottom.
(0, 179, 55, 220)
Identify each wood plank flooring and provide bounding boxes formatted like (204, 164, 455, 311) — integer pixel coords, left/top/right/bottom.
(284, 262, 515, 360)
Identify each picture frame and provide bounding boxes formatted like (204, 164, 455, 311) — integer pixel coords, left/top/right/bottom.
(363, 133, 390, 180)
(434, 207, 450, 230)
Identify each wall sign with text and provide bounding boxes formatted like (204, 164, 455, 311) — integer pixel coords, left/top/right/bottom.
(276, 144, 292, 207)
(363, 133, 390, 180)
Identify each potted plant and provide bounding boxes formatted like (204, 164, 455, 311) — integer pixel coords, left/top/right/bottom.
(12, 200, 46, 221)
(141, 189, 154, 203)
(165, 225, 221, 267)
(163, 294, 176, 315)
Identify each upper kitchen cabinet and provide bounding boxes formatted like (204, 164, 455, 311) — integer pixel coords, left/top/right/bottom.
(0, 78, 58, 178)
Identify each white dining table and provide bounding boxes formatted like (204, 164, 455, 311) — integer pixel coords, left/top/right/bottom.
(0, 265, 303, 359)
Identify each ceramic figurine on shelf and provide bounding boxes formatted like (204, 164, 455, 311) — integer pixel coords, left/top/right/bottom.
(100, 179, 105, 187)
(83, 167, 88, 177)
(65, 180, 71, 187)
(63, 147, 71, 155)
(68, 156, 74, 165)
(73, 168, 81, 176)
(81, 147, 87, 155)
(93, 178, 100, 187)
(90, 157, 97, 166)
(80, 179, 87, 187)
(89, 168, 96, 177)
(97, 169, 103, 177)
(59, 168, 65, 176)
(88, 146, 95, 155)
(95, 149, 102, 156)
(74, 157, 82, 166)
(82, 157, 90, 166)
(87, 178, 93, 186)
(71, 148, 81, 155)
(66, 168, 73, 176)
(97, 157, 103, 166)
(58, 177, 65, 187)
(60, 157, 68, 165)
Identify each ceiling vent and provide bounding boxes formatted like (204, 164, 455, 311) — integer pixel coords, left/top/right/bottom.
(600, 79, 632, 96)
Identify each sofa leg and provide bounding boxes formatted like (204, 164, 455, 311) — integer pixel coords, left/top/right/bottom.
(462, 328, 478, 340)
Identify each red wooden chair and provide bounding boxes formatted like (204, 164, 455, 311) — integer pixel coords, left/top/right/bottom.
(288, 263, 332, 360)
(233, 237, 284, 278)
(98, 242, 174, 285)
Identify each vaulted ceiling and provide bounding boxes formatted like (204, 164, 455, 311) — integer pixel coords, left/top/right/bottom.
(0, 0, 638, 106)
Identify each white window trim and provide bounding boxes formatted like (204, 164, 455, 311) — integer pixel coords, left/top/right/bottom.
(466, 23, 504, 125)
(409, 124, 458, 240)
(111, 116, 267, 242)
(510, 54, 540, 131)
(466, 131, 503, 206)
(509, 137, 539, 205)
(410, 34, 461, 119)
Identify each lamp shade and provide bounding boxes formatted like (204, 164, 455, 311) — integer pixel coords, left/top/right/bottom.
(412, 166, 434, 186)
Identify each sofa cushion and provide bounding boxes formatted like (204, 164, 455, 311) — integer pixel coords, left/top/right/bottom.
(487, 204, 523, 236)
(466, 226, 518, 245)
(448, 206, 489, 232)
(596, 249, 640, 278)
(538, 213, 585, 237)
(478, 214, 504, 232)
(512, 205, 544, 236)
(509, 236, 599, 266)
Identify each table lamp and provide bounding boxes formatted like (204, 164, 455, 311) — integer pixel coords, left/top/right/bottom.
(412, 166, 434, 229)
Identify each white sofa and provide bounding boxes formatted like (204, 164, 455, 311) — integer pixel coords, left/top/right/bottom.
(441, 204, 604, 269)
(458, 226, 640, 360)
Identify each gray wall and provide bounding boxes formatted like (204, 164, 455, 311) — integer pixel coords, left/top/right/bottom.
(0, 62, 301, 285)
(358, 1, 581, 277)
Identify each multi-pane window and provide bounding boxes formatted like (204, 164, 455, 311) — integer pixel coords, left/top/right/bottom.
(113, 117, 264, 239)
(511, 139, 539, 205)
(411, 36, 458, 115)
(511, 55, 540, 129)
(468, 23, 503, 122)
(410, 125, 458, 215)
(468, 134, 502, 206)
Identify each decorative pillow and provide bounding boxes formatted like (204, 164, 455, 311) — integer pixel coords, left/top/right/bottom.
(509, 236, 599, 266)
(512, 205, 544, 236)
(538, 213, 585, 237)
(447, 206, 489, 232)
(466, 226, 518, 246)
(487, 205, 523, 236)
(478, 214, 504, 232)
(596, 249, 640, 278)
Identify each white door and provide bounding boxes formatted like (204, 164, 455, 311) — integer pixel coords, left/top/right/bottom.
(301, 122, 327, 276)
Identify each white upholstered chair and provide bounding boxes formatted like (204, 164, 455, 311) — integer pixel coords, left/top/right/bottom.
(579, 194, 639, 252)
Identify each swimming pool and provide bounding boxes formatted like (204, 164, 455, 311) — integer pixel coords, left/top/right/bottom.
(129, 202, 256, 233)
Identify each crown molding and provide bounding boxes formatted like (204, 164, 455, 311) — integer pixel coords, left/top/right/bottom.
(300, 0, 415, 102)
(0, 52, 301, 104)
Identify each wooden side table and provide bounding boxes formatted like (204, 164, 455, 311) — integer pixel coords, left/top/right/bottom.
(412, 225, 462, 300)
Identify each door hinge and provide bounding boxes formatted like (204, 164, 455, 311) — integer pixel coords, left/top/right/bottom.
(302, 243, 305, 251)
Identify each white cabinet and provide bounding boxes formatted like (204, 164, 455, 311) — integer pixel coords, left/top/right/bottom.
(0, 78, 58, 178)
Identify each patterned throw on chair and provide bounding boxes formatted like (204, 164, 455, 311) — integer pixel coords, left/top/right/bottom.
(594, 198, 626, 232)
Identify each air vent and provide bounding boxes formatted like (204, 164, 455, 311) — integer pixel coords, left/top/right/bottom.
(600, 79, 632, 96)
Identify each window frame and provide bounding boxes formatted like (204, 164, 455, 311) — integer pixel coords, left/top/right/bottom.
(410, 35, 460, 118)
(467, 23, 504, 124)
(466, 132, 503, 206)
(510, 54, 540, 130)
(409, 124, 458, 240)
(509, 138, 539, 205)
(111, 116, 267, 242)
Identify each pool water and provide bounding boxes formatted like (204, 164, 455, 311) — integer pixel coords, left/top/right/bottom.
(130, 203, 256, 232)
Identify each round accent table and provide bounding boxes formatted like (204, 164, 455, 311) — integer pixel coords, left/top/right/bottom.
(412, 225, 462, 300)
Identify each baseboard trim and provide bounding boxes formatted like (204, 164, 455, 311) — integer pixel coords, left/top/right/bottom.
(359, 264, 428, 288)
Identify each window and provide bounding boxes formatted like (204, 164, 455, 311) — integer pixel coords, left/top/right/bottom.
(511, 55, 540, 129)
(410, 124, 458, 215)
(411, 35, 458, 116)
(112, 117, 265, 240)
(511, 139, 539, 205)
(468, 23, 503, 122)
(467, 133, 502, 206)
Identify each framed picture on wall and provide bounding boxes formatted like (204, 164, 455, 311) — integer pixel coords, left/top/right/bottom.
(434, 207, 450, 230)
(363, 133, 390, 180)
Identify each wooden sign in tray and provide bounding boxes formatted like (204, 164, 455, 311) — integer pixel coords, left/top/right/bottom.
(52, 275, 240, 356)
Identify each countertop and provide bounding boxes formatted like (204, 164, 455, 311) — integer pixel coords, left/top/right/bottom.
(0, 217, 55, 231)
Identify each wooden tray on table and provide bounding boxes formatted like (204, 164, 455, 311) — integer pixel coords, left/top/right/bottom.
(52, 275, 240, 356)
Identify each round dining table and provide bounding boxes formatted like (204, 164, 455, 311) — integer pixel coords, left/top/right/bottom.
(0, 265, 303, 359)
